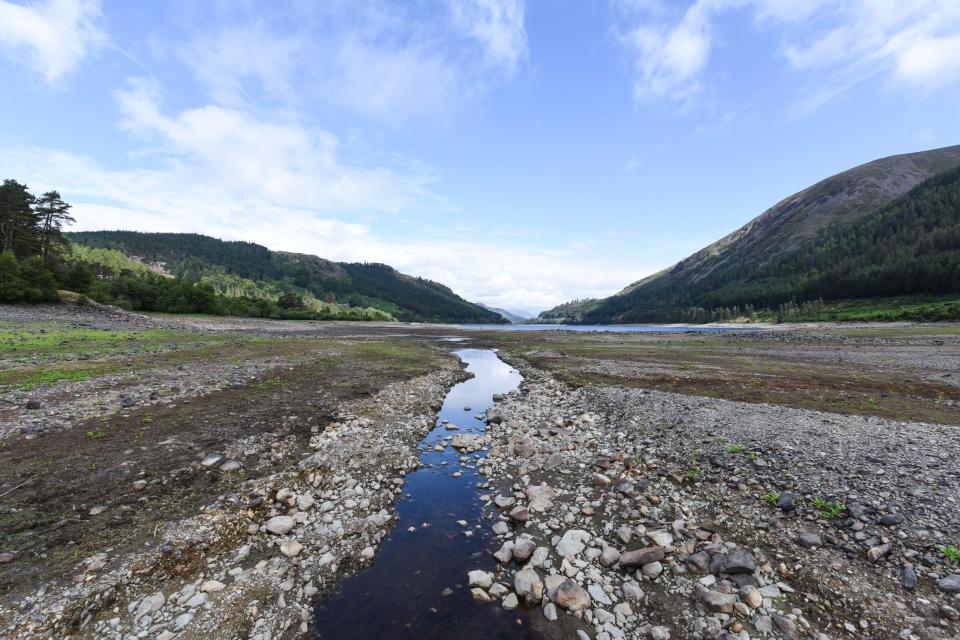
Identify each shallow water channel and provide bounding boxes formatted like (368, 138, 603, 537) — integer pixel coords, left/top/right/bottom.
(313, 348, 549, 639)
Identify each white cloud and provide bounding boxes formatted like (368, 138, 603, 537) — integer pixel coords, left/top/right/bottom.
(450, 0, 528, 76)
(0, 0, 106, 83)
(614, 0, 960, 109)
(176, 1, 528, 124)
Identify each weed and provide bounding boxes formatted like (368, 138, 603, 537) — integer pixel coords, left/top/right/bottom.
(255, 376, 283, 390)
(686, 463, 701, 479)
(727, 444, 746, 454)
(141, 412, 154, 424)
(85, 430, 106, 440)
(0, 441, 9, 450)
(940, 545, 960, 563)
(762, 492, 779, 507)
(812, 497, 846, 520)
(746, 451, 758, 461)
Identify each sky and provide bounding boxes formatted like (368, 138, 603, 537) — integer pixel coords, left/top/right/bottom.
(1, 1, 959, 315)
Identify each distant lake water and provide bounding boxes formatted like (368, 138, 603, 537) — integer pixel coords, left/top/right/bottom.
(456, 324, 750, 333)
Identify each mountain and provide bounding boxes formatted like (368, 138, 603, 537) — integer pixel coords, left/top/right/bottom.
(66, 231, 505, 324)
(477, 304, 530, 323)
(540, 144, 960, 323)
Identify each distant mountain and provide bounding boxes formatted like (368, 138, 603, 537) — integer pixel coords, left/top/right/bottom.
(67, 231, 505, 324)
(477, 304, 530, 323)
(540, 144, 960, 323)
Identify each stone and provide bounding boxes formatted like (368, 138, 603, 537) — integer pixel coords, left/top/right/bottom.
(0, 553, 15, 564)
(492, 521, 510, 535)
(512, 537, 537, 561)
(526, 483, 556, 512)
(502, 593, 519, 610)
(641, 560, 664, 578)
(554, 579, 591, 611)
(489, 583, 509, 597)
(132, 480, 148, 491)
(685, 551, 710, 574)
(555, 529, 591, 557)
(879, 513, 905, 526)
(777, 493, 795, 511)
(938, 575, 960, 593)
(695, 584, 737, 613)
(867, 543, 892, 562)
(220, 460, 241, 472)
(797, 532, 822, 548)
(469, 570, 494, 589)
(200, 453, 221, 467)
(772, 614, 800, 640)
(134, 592, 165, 619)
(902, 565, 918, 590)
(280, 540, 304, 557)
(471, 588, 492, 602)
(599, 546, 621, 568)
(200, 580, 225, 593)
(265, 516, 295, 535)
(514, 566, 543, 601)
(588, 583, 612, 605)
(619, 546, 665, 569)
(649, 626, 671, 640)
(174, 613, 194, 630)
(25, 400, 42, 410)
(709, 549, 756, 575)
(509, 505, 530, 522)
(543, 602, 558, 621)
(740, 585, 762, 609)
(494, 542, 514, 563)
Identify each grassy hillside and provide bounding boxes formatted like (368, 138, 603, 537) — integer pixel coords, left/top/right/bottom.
(67, 231, 503, 323)
(541, 145, 960, 324)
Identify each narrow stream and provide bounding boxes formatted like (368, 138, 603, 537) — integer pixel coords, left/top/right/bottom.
(313, 348, 543, 639)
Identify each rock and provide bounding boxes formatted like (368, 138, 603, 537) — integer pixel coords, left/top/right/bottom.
(642, 560, 664, 578)
(489, 583, 509, 597)
(554, 579, 591, 611)
(486, 407, 503, 424)
(132, 479, 148, 491)
(938, 575, 960, 593)
(280, 539, 304, 557)
(509, 505, 530, 522)
(134, 592, 165, 619)
(25, 399, 42, 410)
(709, 549, 756, 575)
(494, 495, 516, 508)
(616, 525, 633, 544)
(512, 537, 537, 561)
(297, 494, 315, 511)
(685, 551, 710, 574)
(619, 546, 665, 569)
(777, 493, 795, 511)
(502, 593, 519, 610)
(471, 588, 492, 602)
(588, 583, 612, 605)
(514, 566, 543, 602)
(492, 521, 510, 535)
(740, 585, 762, 609)
(200, 580, 225, 593)
(879, 513, 905, 526)
(695, 584, 737, 613)
(867, 543, 892, 562)
(451, 434, 484, 452)
(544, 452, 565, 470)
(941, 605, 960, 622)
(599, 546, 621, 568)
(592, 472, 612, 486)
(525, 483, 555, 512)
(555, 529, 591, 557)
(772, 614, 800, 640)
(220, 460, 241, 472)
(902, 565, 918, 590)
(265, 516, 295, 535)
(174, 613, 194, 630)
(0, 553, 15, 564)
(200, 453, 222, 467)
(494, 542, 514, 563)
(649, 626, 671, 640)
(468, 570, 494, 589)
(543, 602, 558, 621)
(120, 395, 136, 408)
(797, 532, 822, 548)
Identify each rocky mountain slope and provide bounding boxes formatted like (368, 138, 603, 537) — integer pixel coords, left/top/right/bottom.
(541, 144, 960, 323)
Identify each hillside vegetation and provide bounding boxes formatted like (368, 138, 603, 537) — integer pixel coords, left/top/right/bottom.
(541, 145, 960, 323)
(67, 231, 503, 323)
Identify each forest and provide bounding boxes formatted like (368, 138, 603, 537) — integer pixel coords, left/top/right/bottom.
(576, 166, 960, 323)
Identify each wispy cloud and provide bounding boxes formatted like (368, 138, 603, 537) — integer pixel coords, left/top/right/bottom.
(450, 0, 528, 76)
(613, 0, 960, 112)
(0, 0, 106, 83)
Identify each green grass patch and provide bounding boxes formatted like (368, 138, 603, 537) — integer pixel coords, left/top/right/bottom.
(812, 497, 847, 520)
(762, 492, 779, 507)
(940, 545, 960, 563)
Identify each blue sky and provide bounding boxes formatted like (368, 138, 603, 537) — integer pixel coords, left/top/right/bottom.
(1, 0, 959, 314)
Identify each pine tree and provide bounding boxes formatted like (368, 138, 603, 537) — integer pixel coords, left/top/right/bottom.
(34, 190, 75, 259)
(0, 180, 39, 256)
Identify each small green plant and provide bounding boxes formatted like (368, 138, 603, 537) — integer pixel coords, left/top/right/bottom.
(746, 451, 758, 461)
(141, 412, 154, 424)
(940, 545, 960, 563)
(714, 435, 729, 445)
(686, 463, 701, 479)
(727, 444, 746, 454)
(85, 430, 105, 440)
(762, 492, 779, 507)
(812, 497, 846, 520)
(255, 376, 283, 390)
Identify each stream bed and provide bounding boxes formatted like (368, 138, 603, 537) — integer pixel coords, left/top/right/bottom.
(313, 349, 547, 639)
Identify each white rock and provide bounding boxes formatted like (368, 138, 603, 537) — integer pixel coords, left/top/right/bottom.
(265, 515, 295, 535)
(468, 570, 494, 589)
(200, 580, 225, 593)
